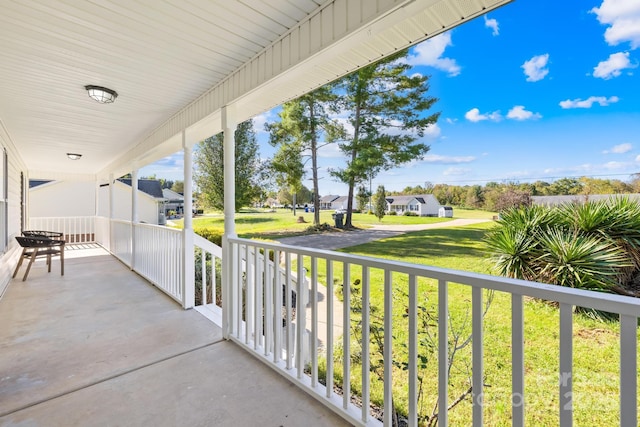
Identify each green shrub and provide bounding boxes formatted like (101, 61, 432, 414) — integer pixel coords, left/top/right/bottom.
(389, 211, 397, 216)
(194, 227, 223, 247)
(403, 211, 418, 216)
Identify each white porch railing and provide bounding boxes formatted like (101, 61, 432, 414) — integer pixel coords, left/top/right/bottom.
(134, 223, 183, 304)
(226, 237, 639, 427)
(193, 233, 223, 323)
(29, 216, 96, 243)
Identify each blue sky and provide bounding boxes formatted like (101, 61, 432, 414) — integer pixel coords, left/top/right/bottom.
(141, 0, 640, 196)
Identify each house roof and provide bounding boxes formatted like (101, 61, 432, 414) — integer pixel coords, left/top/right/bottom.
(0, 1, 511, 182)
(118, 179, 165, 199)
(320, 195, 340, 203)
(162, 188, 184, 202)
(386, 194, 440, 205)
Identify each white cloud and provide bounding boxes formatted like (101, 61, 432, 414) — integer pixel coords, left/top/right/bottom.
(507, 105, 542, 121)
(484, 16, 499, 36)
(424, 123, 441, 138)
(445, 118, 457, 125)
(522, 54, 550, 82)
(464, 108, 502, 122)
(407, 33, 461, 76)
(559, 95, 620, 108)
(603, 161, 628, 170)
(591, 0, 640, 49)
(443, 167, 471, 176)
(636, 154, 640, 162)
(593, 52, 636, 79)
(423, 154, 476, 164)
(603, 143, 632, 154)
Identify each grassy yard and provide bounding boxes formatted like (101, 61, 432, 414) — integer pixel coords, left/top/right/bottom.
(175, 208, 455, 239)
(302, 222, 632, 426)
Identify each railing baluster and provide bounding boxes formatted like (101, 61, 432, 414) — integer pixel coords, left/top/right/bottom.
(559, 302, 573, 427)
(383, 269, 393, 427)
(438, 279, 448, 427)
(472, 286, 484, 426)
(326, 259, 334, 399)
(620, 314, 637, 427)
(245, 245, 253, 345)
(343, 262, 351, 411)
(254, 246, 261, 350)
(265, 249, 272, 357)
(512, 293, 525, 427)
(235, 243, 242, 339)
(273, 250, 281, 364)
(408, 274, 418, 427)
(361, 266, 370, 424)
(296, 254, 305, 379)
(311, 256, 318, 387)
(201, 248, 206, 306)
(285, 251, 293, 370)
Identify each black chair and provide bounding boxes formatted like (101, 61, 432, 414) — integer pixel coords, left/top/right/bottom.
(13, 236, 65, 281)
(22, 230, 64, 239)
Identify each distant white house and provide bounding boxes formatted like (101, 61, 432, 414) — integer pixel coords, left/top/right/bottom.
(97, 179, 167, 225)
(385, 194, 441, 216)
(163, 188, 184, 217)
(319, 195, 340, 210)
(330, 196, 356, 211)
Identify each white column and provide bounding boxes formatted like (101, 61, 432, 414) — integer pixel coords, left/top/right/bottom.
(182, 132, 195, 309)
(222, 105, 237, 339)
(131, 169, 138, 270)
(109, 173, 114, 253)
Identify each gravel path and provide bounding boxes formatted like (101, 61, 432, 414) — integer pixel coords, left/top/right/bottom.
(277, 218, 491, 251)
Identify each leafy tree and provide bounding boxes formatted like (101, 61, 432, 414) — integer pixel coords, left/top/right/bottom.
(171, 181, 183, 193)
(465, 185, 484, 208)
(267, 87, 343, 224)
(194, 119, 263, 212)
(494, 188, 531, 212)
(269, 138, 305, 215)
(373, 185, 387, 221)
(330, 50, 439, 227)
(356, 184, 371, 213)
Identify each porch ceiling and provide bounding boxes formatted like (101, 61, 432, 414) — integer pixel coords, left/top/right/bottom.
(0, 0, 512, 181)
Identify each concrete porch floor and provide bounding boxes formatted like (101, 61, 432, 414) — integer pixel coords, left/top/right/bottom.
(0, 245, 349, 426)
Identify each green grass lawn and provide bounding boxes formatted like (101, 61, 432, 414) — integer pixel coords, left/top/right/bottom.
(303, 222, 632, 426)
(175, 208, 455, 239)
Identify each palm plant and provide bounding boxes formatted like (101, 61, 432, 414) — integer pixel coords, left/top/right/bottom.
(486, 198, 639, 298)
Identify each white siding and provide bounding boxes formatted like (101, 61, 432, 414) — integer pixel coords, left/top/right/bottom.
(30, 181, 96, 217)
(97, 181, 161, 225)
(0, 123, 28, 296)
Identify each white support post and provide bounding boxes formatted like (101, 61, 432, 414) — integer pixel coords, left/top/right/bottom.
(182, 133, 195, 309)
(131, 169, 138, 271)
(221, 105, 237, 339)
(109, 173, 114, 252)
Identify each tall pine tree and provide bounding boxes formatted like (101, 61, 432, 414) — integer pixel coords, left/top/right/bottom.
(331, 50, 439, 227)
(267, 86, 344, 224)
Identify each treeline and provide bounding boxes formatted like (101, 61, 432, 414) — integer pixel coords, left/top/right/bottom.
(389, 176, 640, 212)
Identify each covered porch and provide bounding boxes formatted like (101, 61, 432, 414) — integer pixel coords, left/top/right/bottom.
(0, 245, 345, 426)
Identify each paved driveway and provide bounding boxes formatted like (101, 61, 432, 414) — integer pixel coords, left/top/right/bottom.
(277, 218, 491, 250)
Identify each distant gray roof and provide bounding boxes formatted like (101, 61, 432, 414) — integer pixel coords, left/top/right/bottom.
(532, 194, 640, 207)
(118, 179, 165, 199)
(320, 194, 340, 203)
(29, 179, 53, 188)
(386, 194, 440, 205)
